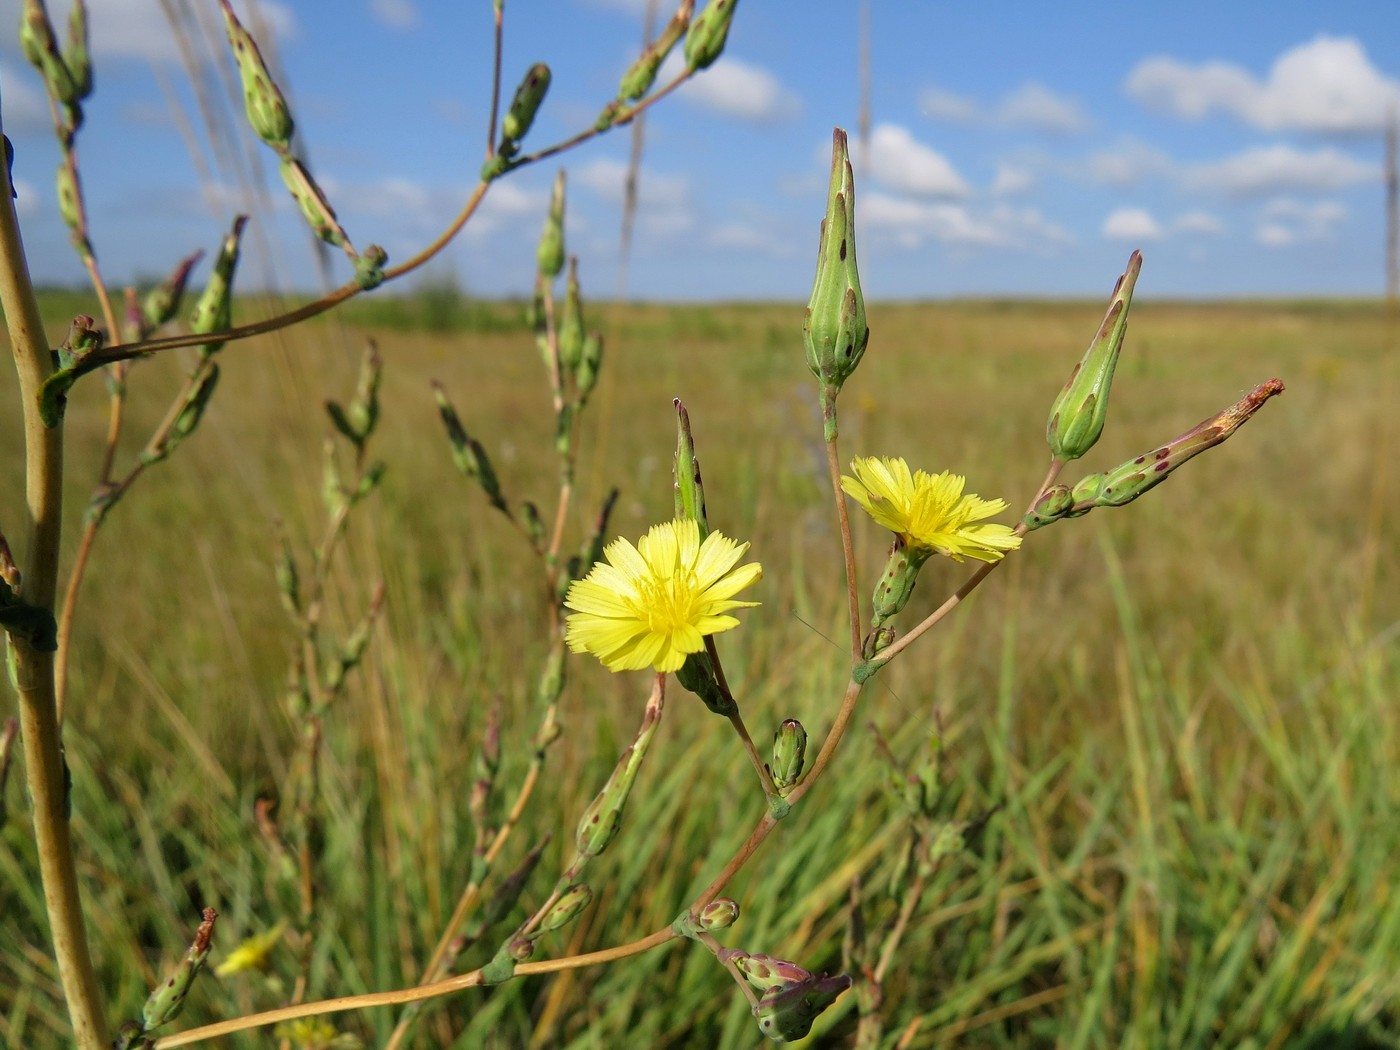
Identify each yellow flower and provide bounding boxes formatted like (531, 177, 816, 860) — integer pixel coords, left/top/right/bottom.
(214, 921, 286, 977)
(565, 519, 762, 673)
(842, 456, 1022, 563)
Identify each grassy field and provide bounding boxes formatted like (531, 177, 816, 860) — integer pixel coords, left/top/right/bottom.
(3, 292, 1399, 1048)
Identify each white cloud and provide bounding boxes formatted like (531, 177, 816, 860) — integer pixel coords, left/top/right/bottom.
(918, 87, 978, 122)
(1254, 197, 1346, 246)
(991, 164, 1033, 196)
(573, 156, 695, 238)
(76, 0, 297, 64)
(1185, 144, 1377, 196)
(1084, 138, 1171, 187)
(673, 56, 801, 122)
(707, 222, 797, 258)
(996, 82, 1091, 134)
(861, 192, 1071, 251)
(1174, 210, 1223, 236)
(370, 0, 419, 30)
(1125, 35, 1400, 134)
(0, 61, 52, 134)
(1102, 207, 1164, 241)
(858, 124, 970, 198)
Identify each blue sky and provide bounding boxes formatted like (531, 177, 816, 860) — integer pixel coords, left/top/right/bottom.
(2, 0, 1399, 301)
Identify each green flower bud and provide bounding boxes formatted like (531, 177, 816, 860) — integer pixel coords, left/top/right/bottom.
(803, 128, 868, 434)
(142, 250, 203, 331)
(434, 384, 509, 514)
(1092, 379, 1285, 509)
(142, 908, 217, 1032)
(770, 719, 807, 794)
(219, 0, 294, 152)
(537, 170, 566, 279)
(753, 972, 853, 1043)
(542, 884, 593, 932)
(675, 651, 733, 715)
(1069, 472, 1106, 508)
(734, 952, 813, 994)
(65, 3, 92, 101)
(619, 2, 691, 100)
(672, 398, 709, 537)
(698, 897, 739, 931)
(354, 244, 388, 290)
(574, 702, 660, 859)
(279, 157, 349, 250)
(594, 100, 634, 133)
(1046, 250, 1141, 462)
(55, 158, 90, 253)
(576, 331, 603, 405)
(558, 256, 585, 372)
(189, 215, 247, 357)
(684, 0, 738, 72)
(1023, 484, 1073, 530)
(21, 0, 79, 109)
(502, 63, 551, 146)
(866, 539, 929, 645)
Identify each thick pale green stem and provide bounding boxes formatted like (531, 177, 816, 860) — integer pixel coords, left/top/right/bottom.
(0, 148, 108, 1048)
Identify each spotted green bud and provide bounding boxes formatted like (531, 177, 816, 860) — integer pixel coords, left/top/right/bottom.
(698, 897, 739, 931)
(684, 0, 738, 72)
(620, 1, 692, 99)
(558, 256, 585, 372)
(753, 972, 853, 1043)
(142, 908, 217, 1032)
(189, 215, 246, 357)
(770, 719, 807, 794)
(537, 170, 566, 279)
(1046, 250, 1141, 462)
(220, 0, 294, 152)
(576, 331, 603, 405)
(65, 2, 92, 101)
(574, 701, 660, 859)
(502, 63, 551, 147)
(1069, 472, 1106, 508)
(803, 128, 868, 437)
(734, 952, 813, 994)
(1092, 379, 1285, 509)
(1022, 484, 1073, 530)
(21, 0, 79, 109)
(434, 384, 509, 514)
(672, 398, 709, 537)
(280, 157, 350, 250)
(542, 884, 593, 932)
(55, 157, 90, 254)
(143, 250, 203, 331)
(865, 539, 930, 654)
(594, 99, 634, 132)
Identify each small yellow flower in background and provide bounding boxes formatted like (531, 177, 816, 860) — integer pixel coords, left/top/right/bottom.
(275, 1017, 363, 1050)
(565, 519, 762, 673)
(214, 921, 286, 977)
(842, 456, 1022, 563)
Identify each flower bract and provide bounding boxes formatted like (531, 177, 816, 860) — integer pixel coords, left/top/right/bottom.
(842, 456, 1022, 563)
(564, 519, 762, 673)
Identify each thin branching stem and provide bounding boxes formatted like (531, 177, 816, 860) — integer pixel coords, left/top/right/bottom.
(0, 141, 109, 1050)
(824, 417, 862, 656)
(486, 1, 505, 155)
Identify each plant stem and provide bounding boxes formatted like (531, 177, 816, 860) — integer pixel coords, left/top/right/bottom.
(823, 408, 862, 656)
(0, 148, 108, 1050)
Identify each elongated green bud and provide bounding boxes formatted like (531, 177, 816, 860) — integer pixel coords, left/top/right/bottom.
(220, 0, 294, 152)
(558, 256, 585, 372)
(143, 250, 203, 330)
(576, 331, 603, 405)
(279, 157, 350, 250)
(542, 884, 593, 932)
(189, 215, 248, 356)
(594, 99, 634, 133)
(672, 398, 709, 537)
(1046, 251, 1141, 461)
(537, 170, 566, 279)
(620, 1, 692, 99)
(66, 2, 92, 100)
(574, 701, 661, 858)
(684, 0, 738, 72)
(753, 972, 853, 1043)
(1092, 379, 1285, 509)
(803, 128, 868, 436)
(55, 157, 90, 254)
(142, 908, 217, 1032)
(21, 0, 79, 109)
(502, 63, 551, 147)
(865, 539, 929, 653)
(770, 719, 807, 794)
(434, 384, 509, 514)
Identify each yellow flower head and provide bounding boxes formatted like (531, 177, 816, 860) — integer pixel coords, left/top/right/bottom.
(565, 519, 762, 673)
(214, 921, 286, 977)
(842, 456, 1022, 563)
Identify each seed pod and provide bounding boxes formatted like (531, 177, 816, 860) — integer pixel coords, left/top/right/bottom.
(1046, 251, 1141, 462)
(574, 703, 661, 858)
(537, 170, 566, 280)
(189, 215, 248, 357)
